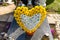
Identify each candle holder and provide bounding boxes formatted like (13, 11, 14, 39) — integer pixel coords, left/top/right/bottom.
(27, 0, 33, 8)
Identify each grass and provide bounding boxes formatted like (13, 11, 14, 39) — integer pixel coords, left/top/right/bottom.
(46, 0, 60, 13)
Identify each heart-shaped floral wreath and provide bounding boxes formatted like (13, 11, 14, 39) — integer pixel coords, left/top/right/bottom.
(14, 6, 47, 35)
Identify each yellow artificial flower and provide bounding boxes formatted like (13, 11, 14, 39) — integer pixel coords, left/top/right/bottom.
(14, 6, 47, 36)
(25, 11, 29, 16)
(35, 6, 40, 10)
(39, 6, 43, 9)
(43, 11, 47, 14)
(39, 8, 43, 13)
(31, 8, 35, 13)
(24, 7, 28, 11)
(31, 8, 35, 11)
(35, 6, 39, 9)
(16, 7, 21, 10)
(21, 10, 25, 13)
(34, 7, 39, 13)
(29, 10, 31, 13)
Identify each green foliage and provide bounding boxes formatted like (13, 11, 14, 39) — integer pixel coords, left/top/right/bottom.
(13, 0, 16, 5)
(46, 0, 60, 12)
(57, 8, 60, 14)
(2, 3, 8, 6)
(57, 0, 60, 2)
(46, 0, 54, 5)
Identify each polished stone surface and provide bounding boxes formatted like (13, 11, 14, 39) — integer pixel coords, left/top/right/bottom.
(7, 18, 53, 40)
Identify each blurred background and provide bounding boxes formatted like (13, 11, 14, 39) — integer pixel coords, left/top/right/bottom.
(0, 0, 60, 40)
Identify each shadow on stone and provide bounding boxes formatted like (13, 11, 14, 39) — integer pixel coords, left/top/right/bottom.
(16, 33, 33, 40)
